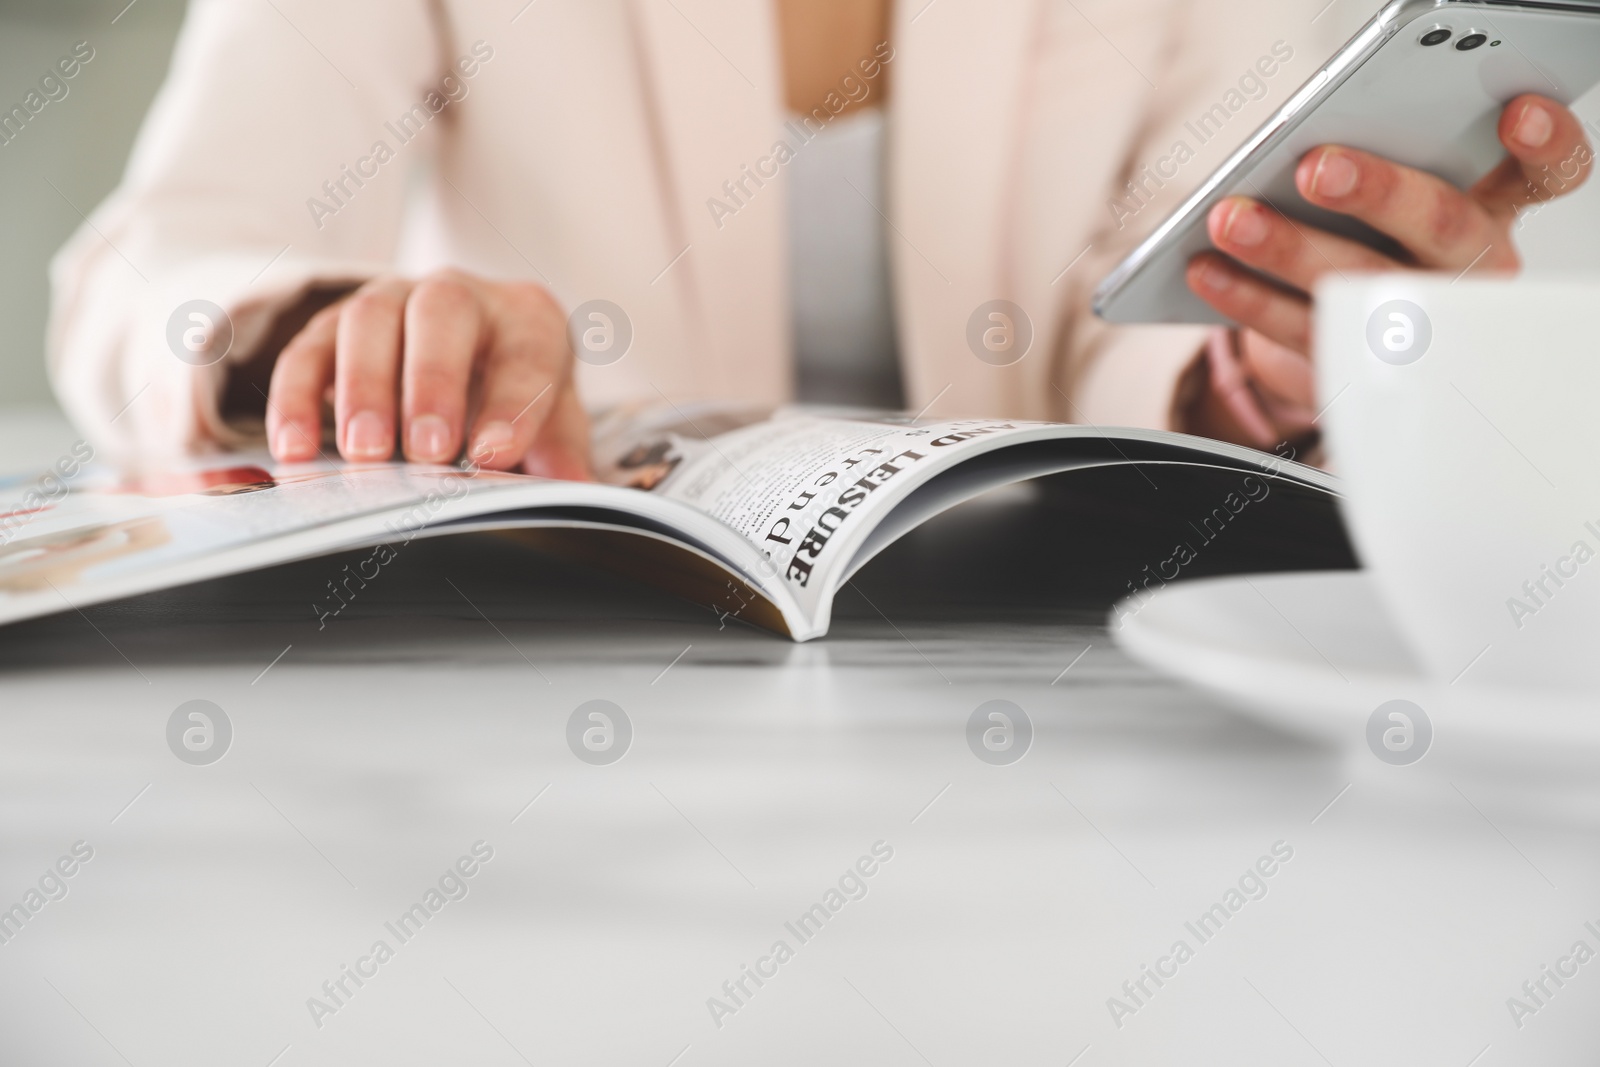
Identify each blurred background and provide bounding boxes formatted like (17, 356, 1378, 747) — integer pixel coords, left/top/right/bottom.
(0, 0, 185, 410)
(1, 0, 1598, 425)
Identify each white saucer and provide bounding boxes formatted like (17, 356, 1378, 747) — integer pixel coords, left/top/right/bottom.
(1111, 570, 1600, 753)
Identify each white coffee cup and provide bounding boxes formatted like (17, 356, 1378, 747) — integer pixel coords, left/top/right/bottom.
(1316, 274, 1600, 693)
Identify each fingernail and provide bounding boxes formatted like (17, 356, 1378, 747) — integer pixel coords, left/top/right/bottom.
(272, 425, 303, 460)
(1198, 261, 1234, 292)
(1310, 150, 1359, 199)
(345, 411, 390, 460)
(408, 413, 453, 462)
(1222, 201, 1269, 247)
(470, 421, 514, 465)
(1514, 103, 1554, 148)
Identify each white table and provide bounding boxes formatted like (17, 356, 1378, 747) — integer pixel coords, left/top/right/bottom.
(1, 408, 1597, 1066)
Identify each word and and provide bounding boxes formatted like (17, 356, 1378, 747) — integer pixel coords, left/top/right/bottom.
(0, 440, 94, 546)
(1107, 840, 1295, 1029)
(1, 41, 95, 148)
(707, 42, 894, 230)
(706, 840, 895, 1028)
(1505, 922, 1600, 1029)
(0, 840, 95, 947)
(307, 41, 494, 229)
(1109, 446, 1295, 630)
(1109, 41, 1295, 229)
(1505, 522, 1600, 630)
(306, 840, 494, 1028)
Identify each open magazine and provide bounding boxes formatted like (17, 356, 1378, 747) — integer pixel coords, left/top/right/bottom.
(0, 405, 1342, 641)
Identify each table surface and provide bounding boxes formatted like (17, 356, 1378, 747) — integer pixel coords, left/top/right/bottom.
(2, 408, 1597, 1067)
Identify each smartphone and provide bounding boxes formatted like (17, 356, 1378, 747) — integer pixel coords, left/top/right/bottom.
(1092, 0, 1600, 326)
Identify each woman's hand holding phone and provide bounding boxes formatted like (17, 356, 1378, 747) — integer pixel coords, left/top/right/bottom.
(1184, 93, 1593, 449)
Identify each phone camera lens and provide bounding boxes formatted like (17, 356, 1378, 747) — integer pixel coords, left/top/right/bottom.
(1456, 32, 1488, 50)
(1420, 27, 1452, 46)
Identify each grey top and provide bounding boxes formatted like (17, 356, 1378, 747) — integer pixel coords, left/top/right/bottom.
(787, 106, 904, 410)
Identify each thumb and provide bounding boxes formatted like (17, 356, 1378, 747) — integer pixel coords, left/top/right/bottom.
(1475, 94, 1593, 212)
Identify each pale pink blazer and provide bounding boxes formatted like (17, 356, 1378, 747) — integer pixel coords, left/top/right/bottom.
(48, 0, 1338, 460)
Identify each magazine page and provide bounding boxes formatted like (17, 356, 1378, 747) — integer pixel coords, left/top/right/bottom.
(0, 451, 696, 629)
(590, 404, 1078, 625)
(590, 403, 1341, 636)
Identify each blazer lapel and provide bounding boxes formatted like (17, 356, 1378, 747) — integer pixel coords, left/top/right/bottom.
(625, 0, 790, 405)
(889, 0, 1044, 419)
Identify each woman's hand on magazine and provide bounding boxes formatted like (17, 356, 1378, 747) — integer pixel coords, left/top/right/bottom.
(1184, 93, 1592, 448)
(265, 270, 592, 478)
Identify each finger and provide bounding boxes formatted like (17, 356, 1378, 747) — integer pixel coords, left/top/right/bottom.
(1238, 330, 1317, 430)
(265, 304, 340, 462)
(1202, 329, 1279, 450)
(401, 273, 483, 463)
(522, 381, 592, 481)
(1475, 93, 1595, 211)
(1189, 384, 1279, 453)
(465, 383, 549, 473)
(1207, 195, 1400, 294)
(335, 278, 412, 461)
(467, 282, 572, 471)
(1294, 147, 1516, 271)
(1187, 252, 1314, 354)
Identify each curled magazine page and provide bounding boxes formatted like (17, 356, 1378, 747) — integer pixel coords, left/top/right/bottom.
(591, 403, 1052, 625)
